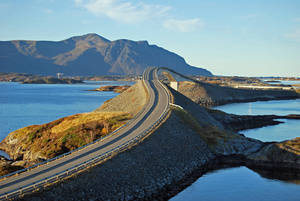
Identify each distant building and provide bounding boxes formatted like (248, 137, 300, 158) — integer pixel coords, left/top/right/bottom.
(57, 73, 63, 79)
(170, 81, 178, 91)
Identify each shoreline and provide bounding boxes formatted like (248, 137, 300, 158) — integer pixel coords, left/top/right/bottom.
(0, 96, 299, 168)
(0, 80, 299, 200)
(153, 155, 300, 200)
(208, 96, 299, 108)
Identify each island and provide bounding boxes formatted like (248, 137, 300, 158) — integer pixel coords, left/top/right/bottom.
(0, 73, 83, 84)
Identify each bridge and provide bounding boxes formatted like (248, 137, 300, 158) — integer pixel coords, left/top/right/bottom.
(0, 67, 170, 200)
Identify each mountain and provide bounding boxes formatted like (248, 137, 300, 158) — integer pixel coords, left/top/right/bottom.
(0, 33, 212, 76)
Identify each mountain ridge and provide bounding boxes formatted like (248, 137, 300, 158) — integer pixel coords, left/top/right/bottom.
(0, 33, 212, 76)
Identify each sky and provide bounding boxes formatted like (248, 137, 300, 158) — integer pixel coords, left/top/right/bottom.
(0, 0, 300, 77)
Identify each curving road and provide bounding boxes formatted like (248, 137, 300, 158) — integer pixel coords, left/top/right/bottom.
(0, 67, 170, 199)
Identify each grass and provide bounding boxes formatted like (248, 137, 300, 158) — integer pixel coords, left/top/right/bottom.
(7, 112, 132, 159)
(277, 137, 300, 155)
(171, 106, 238, 148)
(162, 71, 176, 82)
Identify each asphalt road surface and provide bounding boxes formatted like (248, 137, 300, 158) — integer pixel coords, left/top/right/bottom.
(0, 67, 170, 198)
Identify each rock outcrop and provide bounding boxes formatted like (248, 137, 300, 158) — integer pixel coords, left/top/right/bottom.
(178, 80, 298, 107)
(0, 156, 23, 176)
(18, 84, 300, 201)
(159, 68, 299, 107)
(19, 112, 216, 201)
(0, 71, 299, 200)
(207, 109, 300, 132)
(0, 81, 145, 169)
(0, 112, 131, 165)
(90, 85, 130, 93)
(247, 137, 300, 171)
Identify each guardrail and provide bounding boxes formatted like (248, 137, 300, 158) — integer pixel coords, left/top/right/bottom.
(0, 67, 171, 200)
(0, 77, 152, 182)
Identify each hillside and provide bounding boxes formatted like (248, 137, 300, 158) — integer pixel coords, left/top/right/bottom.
(0, 33, 212, 76)
(15, 80, 300, 201)
(95, 80, 148, 116)
(160, 69, 299, 107)
(0, 81, 147, 168)
(0, 71, 299, 199)
(0, 112, 131, 166)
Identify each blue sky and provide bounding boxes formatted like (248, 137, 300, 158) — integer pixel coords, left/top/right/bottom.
(0, 0, 300, 77)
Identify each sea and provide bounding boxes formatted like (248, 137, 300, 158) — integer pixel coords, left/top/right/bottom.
(0, 81, 132, 157)
(171, 98, 300, 201)
(1, 81, 300, 201)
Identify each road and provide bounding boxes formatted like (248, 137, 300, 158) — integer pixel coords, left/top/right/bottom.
(0, 67, 170, 199)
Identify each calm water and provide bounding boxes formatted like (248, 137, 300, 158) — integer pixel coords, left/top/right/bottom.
(264, 80, 300, 86)
(171, 99, 300, 201)
(171, 167, 300, 201)
(214, 99, 300, 142)
(214, 99, 300, 116)
(0, 81, 132, 142)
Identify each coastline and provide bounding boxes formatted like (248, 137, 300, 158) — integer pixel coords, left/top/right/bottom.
(0, 78, 299, 200)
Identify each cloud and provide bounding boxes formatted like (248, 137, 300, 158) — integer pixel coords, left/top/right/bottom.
(163, 18, 204, 32)
(285, 29, 300, 42)
(75, 0, 204, 33)
(75, 0, 170, 24)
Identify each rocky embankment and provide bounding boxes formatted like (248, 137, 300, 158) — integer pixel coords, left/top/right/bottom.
(178, 80, 299, 107)
(160, 68, 299, 107)
(0, 74, 299, 200)
(0, 112, 131, 168)
(246, 137, 300, 171)
(0, 156, 23, 177)
(0, 81, 147, 173)
(16, 84, 300, 201)
(168, 87, 300, 171)
(208, 109, 300, 132)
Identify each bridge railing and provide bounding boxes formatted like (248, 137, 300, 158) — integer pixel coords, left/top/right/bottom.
(0, 68, 171, 200)
(0, 78, 151, 182)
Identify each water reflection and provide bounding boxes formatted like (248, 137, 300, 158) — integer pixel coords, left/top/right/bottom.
(214, 99, 300, 142)
(248, 102, 252, 115)
(249, 167, 300, 185)
(171, 166, 300, 201)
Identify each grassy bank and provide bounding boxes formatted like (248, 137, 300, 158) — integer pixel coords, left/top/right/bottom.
(0, 112, 132, 160)
(171, 106, 238, 149)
